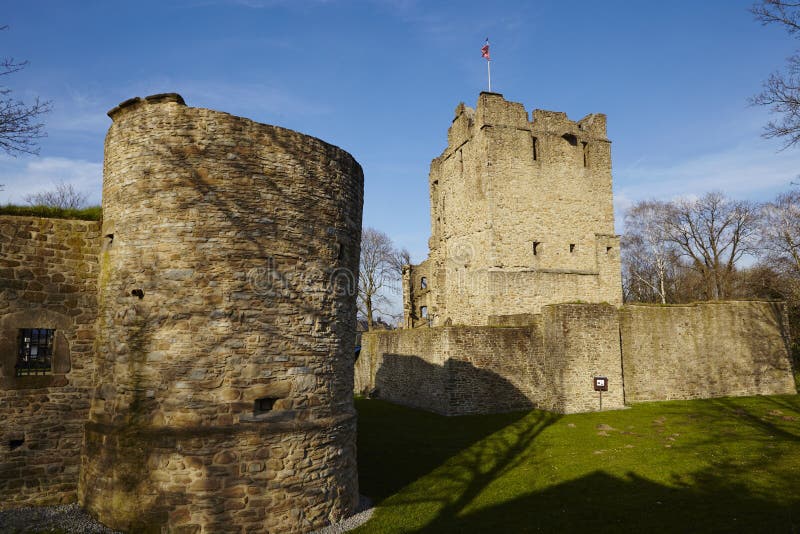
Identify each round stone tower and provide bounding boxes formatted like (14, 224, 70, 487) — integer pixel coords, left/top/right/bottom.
(79, 94, 362, 533)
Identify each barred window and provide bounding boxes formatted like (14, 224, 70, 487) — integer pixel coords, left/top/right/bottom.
(16, 329, 54, 376)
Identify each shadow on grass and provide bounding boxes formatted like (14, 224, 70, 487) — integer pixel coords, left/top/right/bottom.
(709, 396, 800, 443)
(356, 395, 800, 533)
(419, 469, 799, 533)
(355, 398, 538, 503)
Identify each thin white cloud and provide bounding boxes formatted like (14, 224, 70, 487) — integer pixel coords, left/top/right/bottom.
(109, 78, 332, 123)
(0, 157, 102, 206)
(614, 137, 800, 228)
(45, 87, 110, 135)
(182, 81, 333, 119)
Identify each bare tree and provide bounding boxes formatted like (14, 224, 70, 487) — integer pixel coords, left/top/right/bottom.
(358, 228, 401, 330)
(755, 189, 800, 311)
(750, 1, 800, 147)
(662, 192, 759, 300)
(759, 188, 800, 274)
(622, 200, 676, 303)
(0, 25, 51, 156)
(24, 180, 88, 209)
(387, 247, 411, 278)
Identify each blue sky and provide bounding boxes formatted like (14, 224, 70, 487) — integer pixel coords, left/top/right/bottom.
(2, 0, 799, 263)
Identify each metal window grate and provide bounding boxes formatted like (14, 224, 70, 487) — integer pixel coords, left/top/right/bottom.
(16, 328, 54, 376)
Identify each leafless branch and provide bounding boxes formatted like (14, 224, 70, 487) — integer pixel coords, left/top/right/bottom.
(0, 25, 51, 156)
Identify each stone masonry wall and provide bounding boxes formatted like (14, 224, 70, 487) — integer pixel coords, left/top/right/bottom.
(357, 303, 625, 415)
(0, 215, 100, 508)
(620, 302, 797, 402)
(356, 327, 451, 414)
(404, 93, 622, 327)
(362, 301, 796, 416)
(539, 304, 624, 413)
(80, 94, 362, 533)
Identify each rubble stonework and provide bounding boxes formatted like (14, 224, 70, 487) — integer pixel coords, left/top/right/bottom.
(0, 94, 363, 534)
(80, 94, 363, 533)
(404, 92, 621, 328)
(0, 216, 100, 507)
(620, 302, 797, 401)
(0, 89, 797, 530)
(362, 93, 797, 415)
(356, 304, 625, 415)
(357, 301, 796, 415)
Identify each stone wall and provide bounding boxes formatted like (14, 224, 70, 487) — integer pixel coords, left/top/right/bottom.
(357, 303, 625, 415)
(360, 301, 796, 416)
(356, 327, 451, 414)
(620, 302, 797, 402)
(539, 304, 625, 413)
(79, 94, 362, 533)
(0, 215, 100, 508)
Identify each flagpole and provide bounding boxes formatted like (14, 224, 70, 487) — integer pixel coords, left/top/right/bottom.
(481, 38, 492, 92)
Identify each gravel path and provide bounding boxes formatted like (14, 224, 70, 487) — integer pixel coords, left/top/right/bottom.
(0, 504, 120, 533)
(310, 496, 375, 533)
(0, 497, 374, 534)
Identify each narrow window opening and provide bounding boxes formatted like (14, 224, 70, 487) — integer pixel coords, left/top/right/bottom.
(582, 142, 589, 167)
(562, 133, 578, 147)
(532, 241, 540, 256)
(8, 439, 24, 450)
(459, 149, 464, 175)
(532, 137, 538, 161)
(420, 277, 428, 289)
(336, 243, 344, 260)
(420, 306, 428, 319)
(606, 246, 612, 254)
(105, 233, 114, 244)
(254, 397, 278, 414)
(569, 244, 576, 253)
(131, 289, 144, 299)
(16, 329, 54, 376)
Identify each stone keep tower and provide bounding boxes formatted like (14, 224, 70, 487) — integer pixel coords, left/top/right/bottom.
(404, 92, 622, 327)
(79, 94, 363, 533)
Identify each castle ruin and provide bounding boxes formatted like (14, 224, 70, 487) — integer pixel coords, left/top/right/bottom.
(0, 90, 797, 533)
(404, 92, 621, 328)
(356, 92, 797, 415)
(1, 94, 362, 533)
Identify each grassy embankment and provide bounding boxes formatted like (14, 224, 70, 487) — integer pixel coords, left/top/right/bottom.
(0, 204, 101, 220)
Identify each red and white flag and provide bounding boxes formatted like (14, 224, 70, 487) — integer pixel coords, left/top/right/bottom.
(481, 38, 490, 60)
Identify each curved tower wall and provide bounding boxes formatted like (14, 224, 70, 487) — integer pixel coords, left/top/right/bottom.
(79, 94, 363, 533)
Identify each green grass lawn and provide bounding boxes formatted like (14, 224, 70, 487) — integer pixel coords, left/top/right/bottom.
(353, 395, 800, 533)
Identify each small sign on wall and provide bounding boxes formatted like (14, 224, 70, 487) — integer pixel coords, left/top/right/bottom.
(594, 376, 608, 392)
